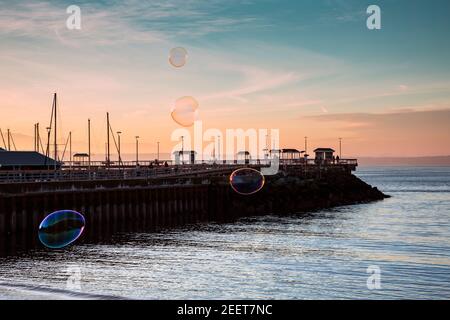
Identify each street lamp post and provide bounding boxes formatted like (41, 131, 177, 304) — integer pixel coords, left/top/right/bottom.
(217, 136, 221, 163)
(304, 136, 308, 168)
(88, 119, 91, 171)
(181, 136, 184, 164)
(117, 131, 122, 166)
(135, 136, 140, 166)
(339, 137, 342, 160)
(304, 136, 308, 155)
(157, 141, 160, 162)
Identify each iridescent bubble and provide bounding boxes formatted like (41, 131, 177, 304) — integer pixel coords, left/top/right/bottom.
(171, 96, 199, 127)
(230, 168, 265, 195)
(169, 47, 188, 68)
(38, 210, 85, 249)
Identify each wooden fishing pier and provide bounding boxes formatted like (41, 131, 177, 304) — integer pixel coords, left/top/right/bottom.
(0, 159, 363, 255)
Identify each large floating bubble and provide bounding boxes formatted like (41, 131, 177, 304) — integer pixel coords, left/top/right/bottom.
(229, 168, 265, 195)
(171, 96, 199, 127)
(169, 47, 188, 68)
(38, 210, 85, 249)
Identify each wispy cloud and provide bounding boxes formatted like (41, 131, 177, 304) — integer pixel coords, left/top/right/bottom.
(0, 0, 263, 45)
(319, 0, 366, 24)
(201, 67, 299, 103)
(329, 82, 450, 107)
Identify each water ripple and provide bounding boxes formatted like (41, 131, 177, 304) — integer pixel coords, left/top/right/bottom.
(0, 167, 450, 299)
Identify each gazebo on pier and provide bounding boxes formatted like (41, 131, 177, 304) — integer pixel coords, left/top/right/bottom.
(270, 148, 305, 164)
(73, 153, 89, 166)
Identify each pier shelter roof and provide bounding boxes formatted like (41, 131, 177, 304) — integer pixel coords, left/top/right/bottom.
(0, 151, 59, 170)
(314, 148, 335, 153)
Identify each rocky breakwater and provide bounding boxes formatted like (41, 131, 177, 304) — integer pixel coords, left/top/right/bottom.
(223, 170, 389, 219)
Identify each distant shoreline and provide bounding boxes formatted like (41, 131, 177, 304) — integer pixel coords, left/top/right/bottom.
(358, 164, 450, 167)
(355, 156, 450, 167)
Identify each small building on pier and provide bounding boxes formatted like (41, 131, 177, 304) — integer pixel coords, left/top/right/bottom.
(0, 149, 60, 170)
(314, 148, 335, 165)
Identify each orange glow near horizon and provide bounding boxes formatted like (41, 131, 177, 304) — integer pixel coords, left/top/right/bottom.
(3, 94, 450, 160)
(1, 2, 450, 159)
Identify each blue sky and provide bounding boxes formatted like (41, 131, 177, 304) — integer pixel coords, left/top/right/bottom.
(0, 0, 449, 156)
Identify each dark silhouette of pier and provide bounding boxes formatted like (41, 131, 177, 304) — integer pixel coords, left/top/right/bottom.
(0, 158, 366, 256)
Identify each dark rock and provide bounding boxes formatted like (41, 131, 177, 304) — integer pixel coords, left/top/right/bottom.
(225, 171, 389, 217)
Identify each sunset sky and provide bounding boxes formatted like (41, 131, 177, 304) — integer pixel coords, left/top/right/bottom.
(1, 0, 449, 159)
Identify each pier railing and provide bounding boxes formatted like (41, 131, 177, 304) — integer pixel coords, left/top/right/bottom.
(0, 159, 357, 184)
(0, 165, 235, 184)
(60, 159, 357, 167)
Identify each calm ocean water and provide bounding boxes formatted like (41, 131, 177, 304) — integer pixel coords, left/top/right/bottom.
(1, 167, 449, 299)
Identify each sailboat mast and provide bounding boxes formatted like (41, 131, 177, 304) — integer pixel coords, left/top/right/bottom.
(88, 119, 91, 170)
(107, 112, 110, 166)
(37, 123, 40, 153)
(34, 123, 37, 151)
(7, 129, 11, 151)
(69, 131, 72, 168)
(0, 129, 6, 149)
(54, 93, 57, 162)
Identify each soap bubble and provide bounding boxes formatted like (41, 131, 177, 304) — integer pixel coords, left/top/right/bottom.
(230, 168, 265, 195)
(38, 210, 85, 249)
(171, 96, 199, 127)
(169, 47, 188, 68)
